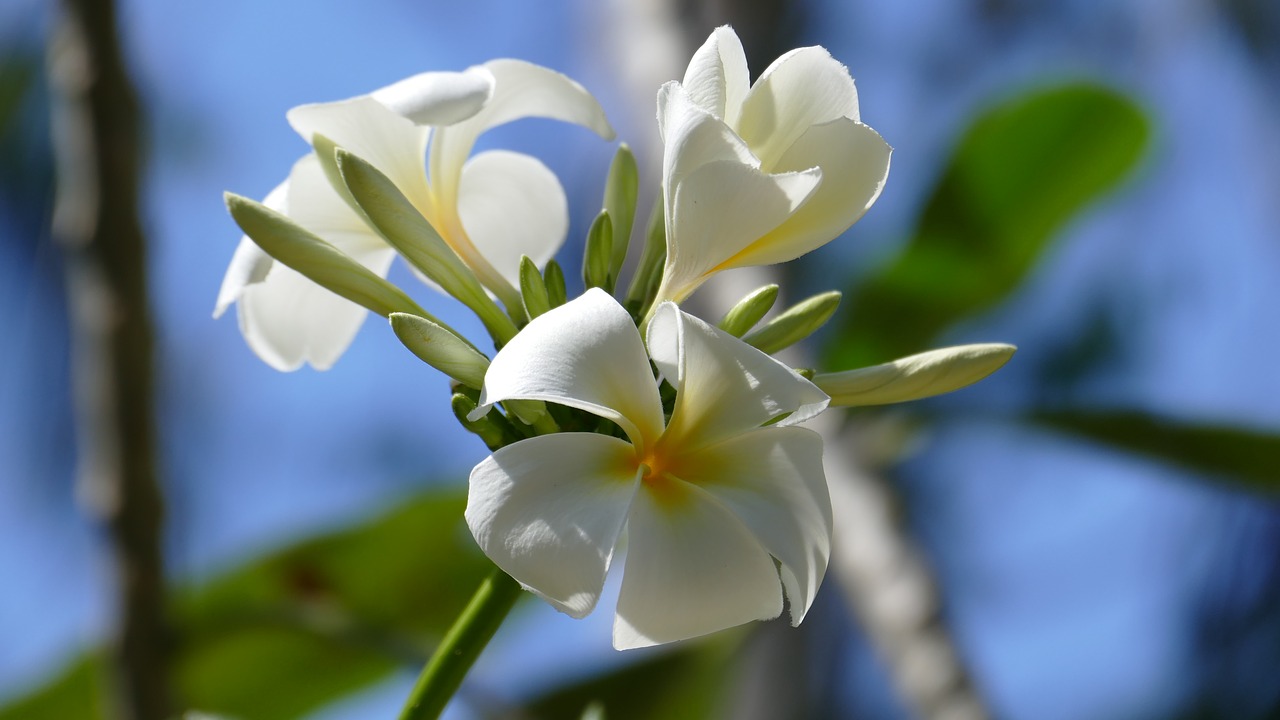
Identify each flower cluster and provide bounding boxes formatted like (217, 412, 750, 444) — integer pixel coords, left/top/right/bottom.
(219, 27, 1013, 650)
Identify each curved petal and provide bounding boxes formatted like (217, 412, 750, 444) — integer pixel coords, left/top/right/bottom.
(466, 433, 640, 618)
(677, 427, 831, 625)
(729, 119, 891, 269)
(369, 67, 494, 126)
(614, 479, 782, 649)
(647, 303, 829, 451)
(215, 180, 288, 318)
(474, 289, 664, 450)
(429, 59, 614, 214)
(738, 46, 860, 170)
(287, 96, 433, 216)
(234, 154, 396, 371)
(657, 159, 820, 305)
(456, 150, 569, 287)
(657, 82, 756, 190)
(681, 26, 749, 126)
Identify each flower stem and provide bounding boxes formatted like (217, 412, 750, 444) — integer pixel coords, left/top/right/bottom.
(398, 567, 522, 720)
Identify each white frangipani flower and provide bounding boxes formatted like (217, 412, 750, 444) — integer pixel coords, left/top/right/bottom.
(653, 26, 892, 306)
(215, 61, 614, 370)
(465, 289, 832, 650)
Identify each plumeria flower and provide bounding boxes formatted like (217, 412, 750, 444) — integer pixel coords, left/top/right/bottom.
(652, 26, 892, 306)
(215, 61, 614, 370)
(465, 289, 833, 649)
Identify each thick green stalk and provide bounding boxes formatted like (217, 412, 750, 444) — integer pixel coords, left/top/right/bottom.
(398, 568, 523, 720)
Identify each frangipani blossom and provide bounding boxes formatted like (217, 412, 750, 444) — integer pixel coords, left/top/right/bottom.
(466, 289, 832, 649)
(653, 26, 892, 306)
(215, 61, 614, 370)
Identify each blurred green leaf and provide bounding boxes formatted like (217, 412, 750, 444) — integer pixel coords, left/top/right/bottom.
(0, 653, 107, 720)
(525, 635, 740, 720)
(827, 83, 1149, 370)
(0, 488, 493, 720)
(1038, 411, 1280, 493)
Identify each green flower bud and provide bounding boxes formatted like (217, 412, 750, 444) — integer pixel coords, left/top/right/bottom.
(718, 284, 779, 337)
(389, 312, 490, 389)
(814, 344, 1016, 406)
(604, 144, 639, 282)
(742, 290, 841, 354)
(224, 192, 428, 320)
(582, 209, 614, 291)
(519, 255, 552, 319)
(544, 259, 568, 309)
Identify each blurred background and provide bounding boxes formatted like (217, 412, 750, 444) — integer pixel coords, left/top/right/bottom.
(2, 0, 1279, 718)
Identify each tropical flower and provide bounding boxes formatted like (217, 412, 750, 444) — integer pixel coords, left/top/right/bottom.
(465, 289, 832, 649)
(215, 61, 614, 370)
(653, 26, 892, 306)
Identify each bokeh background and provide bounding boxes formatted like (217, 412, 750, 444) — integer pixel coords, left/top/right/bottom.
(3, 0, 1279, 718)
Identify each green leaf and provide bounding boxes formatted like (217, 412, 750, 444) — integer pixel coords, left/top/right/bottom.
(0, 653, 109, 720)
(826, 83, 1149, 369)
(0, 489, 494, 720)
(1037, 410, 1280, 493)
(526, 635, 741, 720)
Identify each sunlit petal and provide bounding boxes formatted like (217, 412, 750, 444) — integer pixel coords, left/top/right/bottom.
(725, 119, 891, 269)
(657, 82, 757, 190)
(233, 154, 395, 371)
(369, 67, 493, 126)
(287, 96, 432, 215)
(467, 433, 640, 618)
(678, 427, 831, 624)
(430, 59, 614, 211)
(681, 25, 749, 126)
(457, 150, 569, 287)
(614, 479, 782, 650)
(738, 46, 860, 169)
(474, 289, 664, 448)
(648, 304, 829, 451)
(658, 159, 820, 304)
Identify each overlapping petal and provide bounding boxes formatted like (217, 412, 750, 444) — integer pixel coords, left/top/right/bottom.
(467, 292, 834, 649)
(613, 480, 782, 649)
(467, 432, 640, 618)
(647, 302, 828, 451)
(456, 150, 569, 288)
(676, 427, 831, 624)
(474, 289, 664, 449)
(220, 156, 394, 371)
(680, 26, 749, 126)
(368, 68, 493, 126)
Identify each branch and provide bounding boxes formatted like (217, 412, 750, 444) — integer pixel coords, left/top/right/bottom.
(47, 0, 171, 717)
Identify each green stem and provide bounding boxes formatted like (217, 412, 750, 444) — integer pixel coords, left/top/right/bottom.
(398, 567, 523, 720)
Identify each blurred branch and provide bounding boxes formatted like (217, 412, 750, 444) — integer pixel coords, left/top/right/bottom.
(47, 0, 170, 718)
(818, 413, 990, 720)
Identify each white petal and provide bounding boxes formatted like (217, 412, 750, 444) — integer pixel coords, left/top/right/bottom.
(369, 67, 494, 126)
(456, 150, 568, 288)
(678, 427, 831, 625)
(647, 303, 828, 451)
(287, 96, 433, 216)
(214, 180, 287, 318)
(474, 289, 664, 449)
(658, 159, 820, 304)
(236, 247, 393, 371)
(738, 46, 860, 170)
(657, 82, 757, 191)
(466, 433, 640, 618)
(725, 119, 892, 270)
(814, 343, 1016, 406)
(429, 59, 613, 213)
(234, 155, 396, 371)
(613, 479, 782, 650)
(681, 26, 749, 125)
